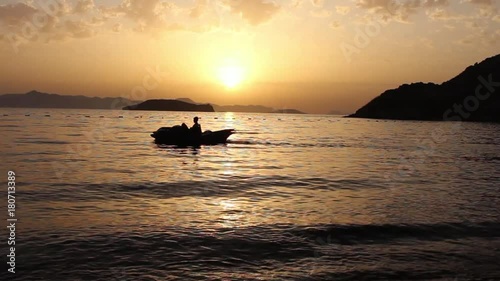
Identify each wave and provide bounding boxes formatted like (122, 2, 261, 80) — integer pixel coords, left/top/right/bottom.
(16, 139, 71, 145)
(16, 222, 500, 280)
(24, 221, 500, 262)
(462, 156, 500, 163)
(291, 221, 500, 243)
(227, 139, 349, 149)
(19, 175, 385, 202)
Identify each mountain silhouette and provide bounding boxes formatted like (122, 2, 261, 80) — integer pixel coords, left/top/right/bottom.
(349, 54, 500, 122)
(0, 91, 308, 114)
(123, 99, 214, 112)
(272, 109, 305, 114)
(213, 104, 275, 113)
(175, 98, 199, 104)
(0, 90, 136, 109)
(176, 98, 304, 114)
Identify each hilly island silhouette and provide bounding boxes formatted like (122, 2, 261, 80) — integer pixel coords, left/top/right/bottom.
(349, 53, 500, 123)
(123, 99, 215, 112)
(0, 90, 137, 110)
(0, 91, 304, 114)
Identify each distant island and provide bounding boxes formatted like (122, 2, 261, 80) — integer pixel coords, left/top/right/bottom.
(213, 104, 275, 113)
(0, 90, 136, 109)
(272, 109, 305, 114)
(0, 91, 306, 114)
(177, 99, 304, 114)
(348, 53, 500, 123)
(123, 99, 214, 112)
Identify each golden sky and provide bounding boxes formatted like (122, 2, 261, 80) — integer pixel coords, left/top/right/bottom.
(0, 0, 499, 113)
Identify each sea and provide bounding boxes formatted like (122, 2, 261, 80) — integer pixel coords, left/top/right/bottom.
(1, 108, 499, 280)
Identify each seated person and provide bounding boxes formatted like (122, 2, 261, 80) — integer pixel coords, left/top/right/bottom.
(181, 122, 189, 132)
(190, 116, 202, 139)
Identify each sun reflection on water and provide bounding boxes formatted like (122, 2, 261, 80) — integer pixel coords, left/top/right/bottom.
(217, 199, 244, 228)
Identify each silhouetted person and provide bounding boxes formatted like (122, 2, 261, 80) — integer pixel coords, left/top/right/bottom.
(181, 122, 189, 133)
(190, 116, 202, 140)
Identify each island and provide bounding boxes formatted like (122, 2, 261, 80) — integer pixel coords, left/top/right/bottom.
(348, 53, 500, 123)
(212, 104, 275, 113)
(0, 90, 136, 109)
(0, 91, 306, 114)
(177, 99, 306, 114)
(123, 99, 215, 112)
(271, 109, 306, 114)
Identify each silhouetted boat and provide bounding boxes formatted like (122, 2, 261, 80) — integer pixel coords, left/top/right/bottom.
(151, 126, 234, 145)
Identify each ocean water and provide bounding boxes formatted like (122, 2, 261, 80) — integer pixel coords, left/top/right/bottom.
(1, 108, 500, 280)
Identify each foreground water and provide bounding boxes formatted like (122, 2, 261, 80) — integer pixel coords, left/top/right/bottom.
(1, 108, 499, 280)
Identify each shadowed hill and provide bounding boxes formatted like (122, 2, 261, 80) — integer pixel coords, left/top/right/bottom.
(176, 98, 198, 104)
(0, 90, 136, 109)
(0, 91, 306, 114)
(349, 54, 500, 123)
(272, 109, 306, 114)
(123, 99, 214, 112)
(213, 104, 275, 113)
(175, 99, 305, 114)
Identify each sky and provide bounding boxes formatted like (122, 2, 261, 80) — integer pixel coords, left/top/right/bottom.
(0, 0, 499, 114)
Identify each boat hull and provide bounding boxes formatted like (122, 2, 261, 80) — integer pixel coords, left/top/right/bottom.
(151, 127, 234, 146)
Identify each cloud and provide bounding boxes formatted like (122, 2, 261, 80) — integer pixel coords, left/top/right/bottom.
(112, 22, 122, 33)
(418, 37, 435, 48)
(422, 0, 450, 7)
(426, 8, 464, 21)
(190, 0, 208, 18)
(112, 0, 216, 34)
(0, 2, 38, 26)
(39, 15, 61, 34)
(291, 0, 304, 8)
(36, 0, 73, 17)
(335, 6, 351, 15)
(355, 0, 450, 23)
(226, 0, 280, 25)
(355, 0, 398, 12)
(329, 20, 342, 29)
(463, 0, 493, 5)
(457, 34, 476, 45)
(0, 0, 124, 45)
(311, 0, 324, 8)
(117, 0, 173, 30)
(0, 0, 283, 43)
(311, 9, 331, 18)
(457, 28, 498, 46)
(65, 20, 96, 38)
(465, 20, 480, 29)
(0, 0, 232, 45)
(39, 16, 100, 42)
(74, 0, 95, 14)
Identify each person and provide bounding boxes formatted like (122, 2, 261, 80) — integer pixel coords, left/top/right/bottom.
(190, 116, 202, 140)
(181, 122, 189, 132)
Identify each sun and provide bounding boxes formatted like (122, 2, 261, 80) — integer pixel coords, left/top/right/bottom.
(217, 64, 245, 89)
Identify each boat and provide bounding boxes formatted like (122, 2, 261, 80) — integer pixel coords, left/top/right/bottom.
(151, 125, 235, 145)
